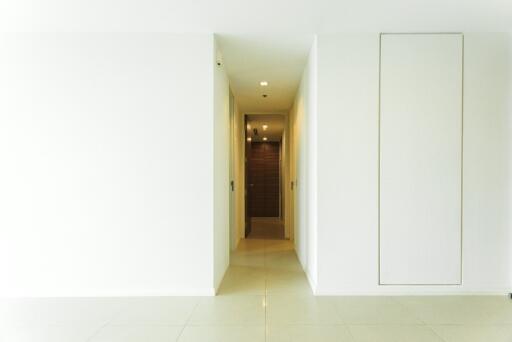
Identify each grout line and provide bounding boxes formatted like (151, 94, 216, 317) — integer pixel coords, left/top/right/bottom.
(390, 296, 427, 326)
(84, 305, 125, 342)
(345, 325, 358, 341)
(425, 323, 449, 342)
(85, 321, 112, 342)
(175, 299, 201, 341)
(390, 298, 449, 341)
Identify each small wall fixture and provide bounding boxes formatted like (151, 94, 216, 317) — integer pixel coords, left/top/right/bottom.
(262, 124, 268, 131)
(263, 137, 268, 141)
(260, 81, 268, 86)
(247, 137, 252, 142)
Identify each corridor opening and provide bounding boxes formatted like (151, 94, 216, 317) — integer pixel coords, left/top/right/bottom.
(215, 33, 317, 295)
(245, 114, 286, 240)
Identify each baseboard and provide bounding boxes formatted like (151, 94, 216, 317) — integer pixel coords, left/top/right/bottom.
(314, 286, 510, 296)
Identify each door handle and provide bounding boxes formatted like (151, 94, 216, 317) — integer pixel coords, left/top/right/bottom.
(230, 180, 234, 191)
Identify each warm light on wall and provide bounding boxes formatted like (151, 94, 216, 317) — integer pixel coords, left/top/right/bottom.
(247, 137, 252, 142)
(262, 124, 268, 131)
(262, 137, 268, 141)
(260, 81, 268, 86)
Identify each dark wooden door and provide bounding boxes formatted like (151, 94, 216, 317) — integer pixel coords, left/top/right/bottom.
(248, 142, 280, 217)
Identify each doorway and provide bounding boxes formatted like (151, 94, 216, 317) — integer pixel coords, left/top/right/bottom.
(244, 114, 286, 240)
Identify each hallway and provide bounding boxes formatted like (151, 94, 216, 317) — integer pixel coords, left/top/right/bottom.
(246, 218, 285, 240)
(3, 239, 512, 341)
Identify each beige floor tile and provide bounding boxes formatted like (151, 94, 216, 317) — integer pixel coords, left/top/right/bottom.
(396, 296, 509, 325)
(237, 239, 266, 251)
(188, 295, 265, 325)
(6, 239, 512, 342)
(264, 239, 294, 252)
(267, 294, 342, 325)
(265, 251, 303, 272)
(430, 324, 512, 342)
(348, 325, 444, 342)
(247, 217, 285, 239)
(477, 296, 512, 324)
(266, 269, 312, 295)
(110, 297, 199, 325)
(90, 325, 184, 342)
(0, 298, 121, 327)
(218, 266, 266, 295)
(332, 297, 423, 325)
(0, 325, 98, 342)
(178, 325, 265, 342)
(267, 325, 355, 342)
(230, 252, 266, 267)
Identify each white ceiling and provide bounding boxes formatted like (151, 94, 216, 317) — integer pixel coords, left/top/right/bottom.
(217, 34, 313, 113)
(4, 0, 510, 113)
(3, 0, 511, 33)
(247, 114, 285, 142)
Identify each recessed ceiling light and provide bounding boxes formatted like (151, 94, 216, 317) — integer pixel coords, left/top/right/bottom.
(247, 137, 252, 142)
(262, 124, 268, 131)
(260, 81, 268, 86)
(263, 137, 268, 141)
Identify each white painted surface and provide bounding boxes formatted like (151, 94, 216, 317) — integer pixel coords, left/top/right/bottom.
(379, 34, 463, 285)
(229, 90, 236, 250)
(316, 33, 511, 294)
(0, 33, 216, 297)
(233, 102, 245, 247)
(289, 40, 318, 291)
(462, 33, 512, 292)
(282, 116, 292, 240)
(213, 39, 231, 291)
(0, 31, 509, 298)
(216, 35, 313, 113)
(316, 34, 380, 295)
(2, 0, 511, 33)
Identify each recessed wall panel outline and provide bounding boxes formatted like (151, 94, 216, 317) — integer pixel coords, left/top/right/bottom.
(378, 33, 464, 286)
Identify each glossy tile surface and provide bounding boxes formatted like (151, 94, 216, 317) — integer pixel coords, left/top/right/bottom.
(1, 238, 511, 342)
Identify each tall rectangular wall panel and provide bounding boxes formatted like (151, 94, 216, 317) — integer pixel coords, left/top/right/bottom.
(379, 34, 463, 285)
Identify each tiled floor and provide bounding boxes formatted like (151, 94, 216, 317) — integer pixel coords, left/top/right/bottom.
(247, 217, 285, 239)
(1, 238, 512, 341)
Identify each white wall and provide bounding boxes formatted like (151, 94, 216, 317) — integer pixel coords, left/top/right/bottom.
(282, 116, 291, 239)
(0, 33, 217, 296)
(289, 39, 318, 291)
(316, 34, 379, 295)
(316, 33, 512, 295)
(462, 33, 512, 291)
(213, 39, 230, 291)
(379, 34, 463, 285)
(233, 102, 246, 246)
